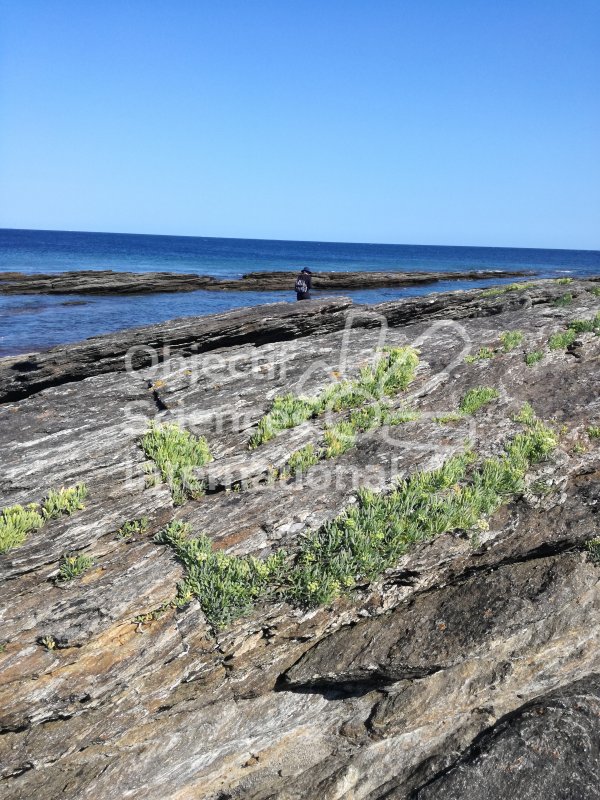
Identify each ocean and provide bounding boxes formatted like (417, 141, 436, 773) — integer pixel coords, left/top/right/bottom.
(1, 228, 599, 356)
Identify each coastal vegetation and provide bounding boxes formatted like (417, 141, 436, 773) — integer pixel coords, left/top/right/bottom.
(553, 293, 573, 307)
(464, 331, 523, 363)
(154, 415, 557, 627)
(0, 504, 44, 554)
(459, 386, 500, 415)
(499, 330, 524, 351)
(525, 350, 544, 366)
(249, 346, 419, 448)
(118, 517, 150, 539)
(0, 483, 88, 554)
(42, 483, 88, 519)
(141, 422, 213, 505)
(464, 347, 495, 363)
(548, 329, 577, 350)
(56, 552, 94, 582)
(480, 282, 531, 297)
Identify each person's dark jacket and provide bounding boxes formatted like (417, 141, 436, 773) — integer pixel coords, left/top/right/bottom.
(295, 271, 312, 300)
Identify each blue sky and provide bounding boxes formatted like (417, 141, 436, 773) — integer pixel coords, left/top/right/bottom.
(1, 0, 598, 249)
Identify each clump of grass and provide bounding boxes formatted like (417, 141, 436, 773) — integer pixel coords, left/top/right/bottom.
(279, 404, 419, 479)
(435, 412, 464, 424)
(586, 538, 600, 564)
(499, 330, 524, 352)
(118, 516, 150, 539)
(287, 444, 322, 476)
(40, 635, 57, 650)
(513, 402, 536, 426)
(0, 503, 43, 554)
(249, 347, 419, 448)
(141, 422, 212, 505)
(548, 329, 577, 350)
(156, 420, 558, 626)
(249, 394, 318, 449)
(42, 483, 88, 519)
(387, 409, 421, 425)
(287, 420, 557, 606)
(555, 277, 573, 285)
(589, 286, 600, 297)
(154, 520, 286, 628)
(348, 402, 389, 431)
(464, 347, 495, 364)
(324, 421, 357, 459)
(0, 484, 89, 556)
(481, 282, 531, 298)
(567, 313, 600, 335)
(525, 350, 544, 366)
(56, 552, 94, 582)
(553, 293, 573, 307)
(587, 426, 600, 439)
(459, 387, 500, 415)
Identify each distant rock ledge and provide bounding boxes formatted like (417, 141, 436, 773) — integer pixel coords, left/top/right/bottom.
(0, 267, 535, 294)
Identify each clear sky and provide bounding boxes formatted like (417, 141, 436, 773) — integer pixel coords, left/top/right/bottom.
(0, 0, 598, 249)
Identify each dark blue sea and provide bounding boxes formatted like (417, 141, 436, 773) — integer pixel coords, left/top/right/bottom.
(1, 228, 599, 356)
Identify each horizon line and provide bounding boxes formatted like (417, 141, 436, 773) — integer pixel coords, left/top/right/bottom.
(1, 226, 599, 254)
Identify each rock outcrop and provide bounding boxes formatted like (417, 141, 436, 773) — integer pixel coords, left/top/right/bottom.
(0, 277, 599, 799)
(0, 267, 534, 295)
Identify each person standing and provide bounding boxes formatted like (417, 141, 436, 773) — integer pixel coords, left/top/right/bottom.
(294, 267, 312, 300)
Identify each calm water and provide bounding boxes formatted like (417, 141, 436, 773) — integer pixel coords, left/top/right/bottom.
(1, 228, 599, 356)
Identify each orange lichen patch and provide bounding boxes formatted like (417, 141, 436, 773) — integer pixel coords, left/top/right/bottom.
(0, 613, 174, 716)
(80, 566, 105, 584)
(214, 525, 263, 549)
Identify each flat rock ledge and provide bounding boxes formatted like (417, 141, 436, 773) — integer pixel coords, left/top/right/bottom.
(0, 275, 599, 800)
(0, 267, 534, 294)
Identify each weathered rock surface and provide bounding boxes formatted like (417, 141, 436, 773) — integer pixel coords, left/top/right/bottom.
(0, 268, 534, 295)
(0, 277, 599, 799)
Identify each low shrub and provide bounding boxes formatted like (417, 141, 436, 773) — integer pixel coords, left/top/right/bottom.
(0, 504, 43, 554)
(118, 516, 150, 539)
(499, 330, 524, 352)
(141, 422, 212, 505)
(586, 538, 600, 564)
(42, 483, 88, 519)
(56, 552, 94, 582)
(548, 329, 577, 350)
(512, 402, 536, 426)
(481, 282, 530, 298)
(525, 350, 544, 366)
(465, 347, 495, 364)
(249, 347, 419, 448)
(154, 520, 286, 627)
(287, 444, 322, 476)
(156, 419, 558, 627)
(323, 421, 357, 459)
(459, 386, 500, 415)
(553, 293, 573, 307)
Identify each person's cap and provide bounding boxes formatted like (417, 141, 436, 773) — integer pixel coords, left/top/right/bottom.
(302, 267, 312, 274)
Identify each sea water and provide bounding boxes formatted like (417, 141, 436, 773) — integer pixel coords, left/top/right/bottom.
(1, 228, 598, 356)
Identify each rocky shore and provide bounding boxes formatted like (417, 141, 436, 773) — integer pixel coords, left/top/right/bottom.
(0, 267, 534, 294)
(1, 276, 599, 799)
